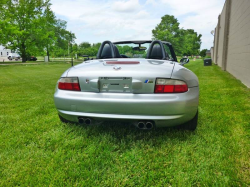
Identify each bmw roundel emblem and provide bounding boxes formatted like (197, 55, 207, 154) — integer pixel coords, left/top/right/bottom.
(113, 66, 121, 70)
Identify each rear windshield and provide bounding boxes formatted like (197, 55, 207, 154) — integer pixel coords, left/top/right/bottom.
(115, 43, 150, 58)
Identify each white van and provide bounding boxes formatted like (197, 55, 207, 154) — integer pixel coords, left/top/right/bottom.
(8, 53, 21, 60)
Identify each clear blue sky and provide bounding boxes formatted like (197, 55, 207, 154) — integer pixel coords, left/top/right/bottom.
(51, 0, 225, 50)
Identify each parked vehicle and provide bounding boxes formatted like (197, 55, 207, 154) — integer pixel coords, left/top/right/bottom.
(8, 53, 21, 60)
(29, 56, 37, 61)
(54, 40, 199, 130)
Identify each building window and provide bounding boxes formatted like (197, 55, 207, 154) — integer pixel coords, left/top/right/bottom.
(1, 52, 2, 56)
(7, 52, 8, 55)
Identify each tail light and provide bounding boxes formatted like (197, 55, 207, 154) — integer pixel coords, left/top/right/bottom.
(155, 79, 188, 93)
(58, 77, 81, 91)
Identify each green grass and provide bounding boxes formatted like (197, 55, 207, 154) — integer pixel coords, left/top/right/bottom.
(0, 60, 249, 186)
(0, 60, 84, 65)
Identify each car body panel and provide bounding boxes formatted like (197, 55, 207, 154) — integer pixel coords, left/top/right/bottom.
(55, 87, 199, 127)
(67, 59, 174, 78)
(66, 58, 175, 93)
(171, 64, 199, 87)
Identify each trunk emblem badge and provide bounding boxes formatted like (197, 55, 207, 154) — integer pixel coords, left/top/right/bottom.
(145, 80, 154, 83)
(113, 66, 121, 70)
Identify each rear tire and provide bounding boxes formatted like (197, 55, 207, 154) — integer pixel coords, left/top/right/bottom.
(181, 110, 198, 131)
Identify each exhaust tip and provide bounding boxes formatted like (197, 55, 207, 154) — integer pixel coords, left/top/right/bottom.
(137, 122, 145, 129)
(78, 118, 85, 124)
(85, 118, 92, 125)
(146, 122, 153, 129)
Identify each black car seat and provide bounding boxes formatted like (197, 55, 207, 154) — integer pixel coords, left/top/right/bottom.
(101, 44, 122, 58)
(149, 44, 163, 59)
(100, 44, 112, 59)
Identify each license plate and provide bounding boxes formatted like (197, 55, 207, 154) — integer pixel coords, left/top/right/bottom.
(99, 77, 132, 93)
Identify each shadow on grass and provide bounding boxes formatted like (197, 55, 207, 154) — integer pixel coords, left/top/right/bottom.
(64, 121, 196, 147)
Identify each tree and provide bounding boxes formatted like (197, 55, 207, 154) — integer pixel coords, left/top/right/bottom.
(152, 15, 202, 56)
(53, 20, 76, 58)
(36, 4, 57, 61)
(183, 29, 202, 56)
(92, 43, 101, 49)
(200, 49, 207, 58)
(152, 15, 184, 55)
(0, 0, 75, 62)
(79, 42, 91, 49)
(77, 42, 101, 57)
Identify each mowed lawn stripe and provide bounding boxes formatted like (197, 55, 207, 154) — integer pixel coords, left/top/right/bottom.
(0, 60, 249, 186)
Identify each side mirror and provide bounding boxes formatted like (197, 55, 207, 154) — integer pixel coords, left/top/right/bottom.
(180, 58, 189, 65)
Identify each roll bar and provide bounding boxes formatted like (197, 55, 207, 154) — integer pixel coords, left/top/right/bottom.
(96, 40, 117, 59)
(96, 40, 177, 61)
(146, 40, 177, 62)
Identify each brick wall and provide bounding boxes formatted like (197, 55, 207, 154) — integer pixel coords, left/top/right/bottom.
(213, 0, 250, 87)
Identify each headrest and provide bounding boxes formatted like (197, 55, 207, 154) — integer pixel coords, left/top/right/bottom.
(101, 44, 112, 59)
(150, 44, 163, 59)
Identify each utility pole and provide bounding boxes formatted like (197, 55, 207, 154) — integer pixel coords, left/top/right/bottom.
(71, 32, 73, 67)
(68, 42, 69, 57)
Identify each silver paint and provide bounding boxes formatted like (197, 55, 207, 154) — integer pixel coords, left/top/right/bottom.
(54, 58, 199, 127)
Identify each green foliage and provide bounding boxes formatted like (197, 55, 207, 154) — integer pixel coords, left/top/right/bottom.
(0, 0, 74, 62)
(152, 15, 202, 56)
(77, 42, 100, 57)
(116, 45, 132, 55)
(182, 29, 202, 56)
(79, 42, 91, 49)
(0, 61, 249, 185)
(152, 15, 183, 55)
(200, 49, 207, 58)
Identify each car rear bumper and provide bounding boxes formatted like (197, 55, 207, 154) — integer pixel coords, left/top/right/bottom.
(54, 87, 199, 127)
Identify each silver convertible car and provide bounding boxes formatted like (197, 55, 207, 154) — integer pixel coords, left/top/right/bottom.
(54, 40, 199, 130)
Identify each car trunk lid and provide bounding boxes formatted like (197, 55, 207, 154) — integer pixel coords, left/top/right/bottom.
(67, 59, 174, 93)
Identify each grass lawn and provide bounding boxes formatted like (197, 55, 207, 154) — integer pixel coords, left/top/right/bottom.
(0, 60, 83, 65)
(0, 60, 249, 186)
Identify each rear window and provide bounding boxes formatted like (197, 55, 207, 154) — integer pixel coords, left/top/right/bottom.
(115, 43, 150, 58)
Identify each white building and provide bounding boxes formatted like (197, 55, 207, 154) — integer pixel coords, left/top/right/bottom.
(0, 45, 11, 57)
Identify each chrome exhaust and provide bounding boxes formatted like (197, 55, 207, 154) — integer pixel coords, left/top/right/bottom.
(85, 118, 92, 125)
(137, 122, 145, 129)
(145, 122, 153, 130)
(78, 117, 85, 124)
(136, 121, 154, 130)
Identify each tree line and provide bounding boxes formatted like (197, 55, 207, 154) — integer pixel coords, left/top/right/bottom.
(0, 1, 206, 62)
(67, 43, 148, 58)
(59, 15, 205, 58)
(0, 0, 75, 62)
(153, 15, 203, 56)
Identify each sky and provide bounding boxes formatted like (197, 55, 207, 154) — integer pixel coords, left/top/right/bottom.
(51, 0, 225, 50)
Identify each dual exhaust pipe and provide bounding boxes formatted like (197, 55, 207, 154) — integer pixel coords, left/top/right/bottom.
(79, 118, 153, 129)
(78, 117, 92, 125)
(136, 121, 154, 130)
